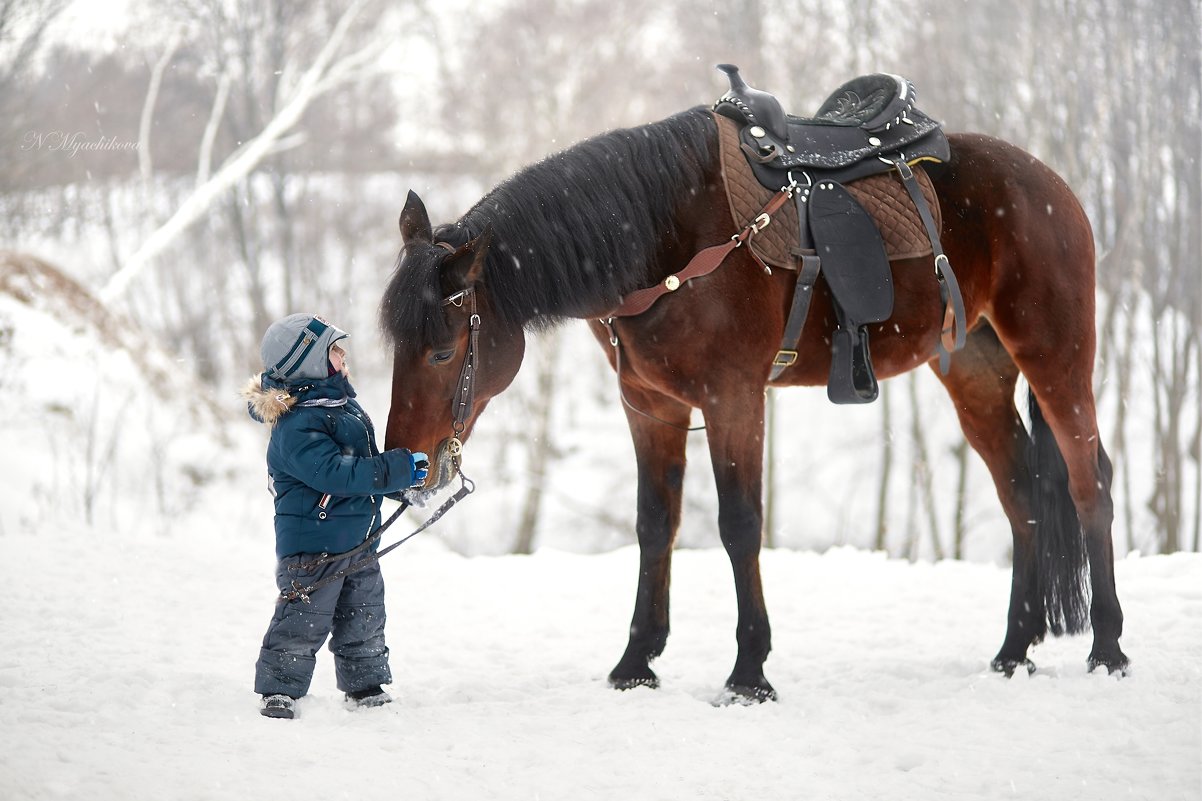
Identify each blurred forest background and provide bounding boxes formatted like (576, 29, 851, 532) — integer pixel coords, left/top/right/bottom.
(1, 0, 1198, 558)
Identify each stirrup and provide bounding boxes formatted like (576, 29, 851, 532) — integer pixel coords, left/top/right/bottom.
(827, 326, 879, 404)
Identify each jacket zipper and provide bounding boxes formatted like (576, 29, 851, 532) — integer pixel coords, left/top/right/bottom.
(363, 505, 376, 542)
(354, 402, 380, 543)
(325, 402, 377, 541)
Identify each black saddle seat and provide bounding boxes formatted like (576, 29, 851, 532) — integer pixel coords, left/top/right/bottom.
(808, 73, 916, 131)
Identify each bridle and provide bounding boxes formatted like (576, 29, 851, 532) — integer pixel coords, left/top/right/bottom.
(436, 240, 481, 472)
(441, 284, 480, 468)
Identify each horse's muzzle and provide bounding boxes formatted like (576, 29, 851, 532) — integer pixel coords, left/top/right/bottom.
(425, 438, 459, 491)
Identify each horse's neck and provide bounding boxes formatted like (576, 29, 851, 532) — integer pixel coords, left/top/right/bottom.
(479, 230, 637, 324)
(467, 118, 719, 324)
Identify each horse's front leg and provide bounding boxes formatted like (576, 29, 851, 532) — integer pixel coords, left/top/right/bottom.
(704, 389, 776, 701)
(608, 384, 691, 690)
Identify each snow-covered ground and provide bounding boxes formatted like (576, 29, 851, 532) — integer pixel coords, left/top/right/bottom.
(2, 529, 1200, 800)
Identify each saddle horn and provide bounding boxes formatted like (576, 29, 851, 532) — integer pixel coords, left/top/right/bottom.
(715, 64, 789, 141)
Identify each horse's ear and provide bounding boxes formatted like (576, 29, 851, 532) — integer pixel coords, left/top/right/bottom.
(399, 190, 432, 244)
(443, 225, 493, 291)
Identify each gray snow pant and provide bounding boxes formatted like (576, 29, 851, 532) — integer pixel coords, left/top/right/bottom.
(254, 551, 392, 698)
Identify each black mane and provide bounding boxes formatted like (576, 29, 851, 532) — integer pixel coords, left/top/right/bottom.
(381, 107, 716, 352)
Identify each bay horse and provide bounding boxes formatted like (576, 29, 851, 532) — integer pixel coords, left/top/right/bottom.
(379, 103, 1127, 700)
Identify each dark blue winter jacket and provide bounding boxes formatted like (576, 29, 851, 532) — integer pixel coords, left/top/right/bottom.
(246, 371, 416, 558)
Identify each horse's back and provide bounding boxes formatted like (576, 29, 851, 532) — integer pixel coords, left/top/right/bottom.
(936, 132, 1094, 258)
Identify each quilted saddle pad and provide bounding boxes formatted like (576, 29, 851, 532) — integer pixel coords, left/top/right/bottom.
(714, 111, 942, 271)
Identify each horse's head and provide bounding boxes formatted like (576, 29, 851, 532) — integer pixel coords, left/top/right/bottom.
(380, 191, 526, 490)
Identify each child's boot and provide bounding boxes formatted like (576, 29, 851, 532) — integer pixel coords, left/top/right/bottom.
(346, 686, 392, 708)
(260, 694, 297, 719)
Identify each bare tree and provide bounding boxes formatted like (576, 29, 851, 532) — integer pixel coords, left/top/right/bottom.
(513, 335, 562, 555)
(99, 0, 388, 303)
(873, 382, 894, 552)
(137, 33, 183, 187)
(764, 388, 778, 548)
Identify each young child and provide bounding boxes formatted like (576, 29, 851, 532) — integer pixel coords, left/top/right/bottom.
(243, 313, 428, 720)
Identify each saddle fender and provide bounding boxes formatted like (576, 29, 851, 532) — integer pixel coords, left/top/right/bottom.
(807, 181, 892, 404)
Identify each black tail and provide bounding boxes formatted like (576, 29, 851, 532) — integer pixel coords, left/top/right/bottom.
(1028, 392, 1091, 636)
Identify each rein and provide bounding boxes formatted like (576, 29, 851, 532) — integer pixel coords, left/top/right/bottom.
(278, 247, 483, 604)
(278, 474, 474, 605)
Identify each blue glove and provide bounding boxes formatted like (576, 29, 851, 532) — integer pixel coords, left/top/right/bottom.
(410, 451, 430, 487)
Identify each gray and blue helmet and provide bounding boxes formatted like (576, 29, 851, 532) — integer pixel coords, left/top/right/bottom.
(260, 313, 348, 382)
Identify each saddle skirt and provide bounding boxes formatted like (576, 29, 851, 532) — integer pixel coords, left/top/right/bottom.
(714, 111, 942, 271)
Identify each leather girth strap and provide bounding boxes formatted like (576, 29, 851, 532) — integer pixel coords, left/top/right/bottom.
(769, 254, 822, 379)
(891, 158, 966, 372)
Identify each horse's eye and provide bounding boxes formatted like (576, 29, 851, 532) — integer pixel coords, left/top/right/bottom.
(429, 349, 455, 365)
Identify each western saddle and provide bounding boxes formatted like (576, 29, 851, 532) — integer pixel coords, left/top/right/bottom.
(712, 65, 965, 403)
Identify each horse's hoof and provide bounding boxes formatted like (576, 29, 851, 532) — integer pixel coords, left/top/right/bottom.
(608, 671, 660, 691)
(1088, 652, 1130, 677)
(990, 657, 1036, 677)
(715, 683, 778, 705)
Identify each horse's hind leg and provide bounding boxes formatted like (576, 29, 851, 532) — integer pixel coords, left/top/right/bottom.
(988, 268, 1128, 673)
(702, 388, 775, 701)
(608, 384, 691, 690)
(931, 322, 1045, 673)
(1004, 348, 1127, 673)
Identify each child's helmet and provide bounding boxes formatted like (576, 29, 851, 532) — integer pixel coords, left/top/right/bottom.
(260, 313, 348, 382)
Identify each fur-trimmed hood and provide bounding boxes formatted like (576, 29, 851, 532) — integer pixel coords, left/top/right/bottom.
(242, 371, 356, 426)
(242, 375, 298, 426)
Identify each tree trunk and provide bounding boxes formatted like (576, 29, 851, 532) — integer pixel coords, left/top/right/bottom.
(874, 382, 893, 552)
(764, 387, 776, 548)
(951, 440, 969, 560)
(513, 334, 562, 555)
(908, 373, 944, 561)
